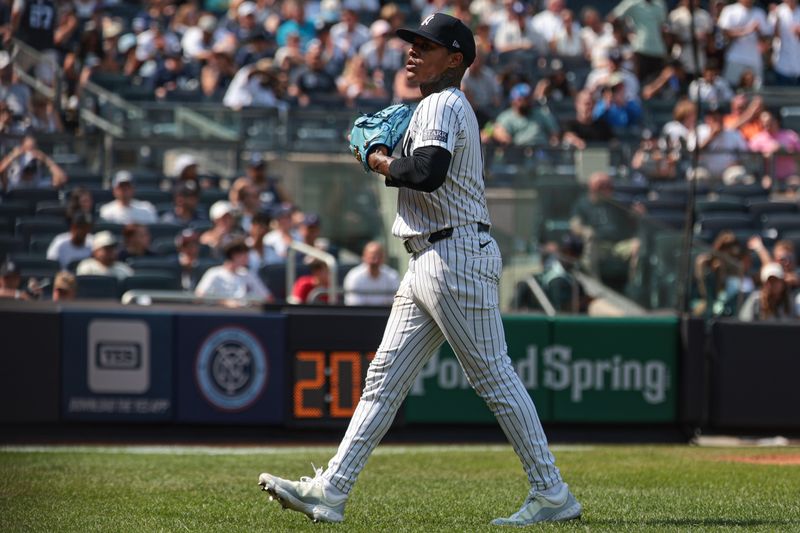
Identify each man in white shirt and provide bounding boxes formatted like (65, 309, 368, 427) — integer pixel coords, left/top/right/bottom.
(531, 0, 565, 44)
(99, 171, 158, 224)
(718, 0, 771, 87)
(669, 0, 713, 75)
(330, 4, 370, 58)
(195, 238, 273, 304)
(769, 0, 800, 84)
(76, 231, 134, 280)
(343, 241, 400, 306)
(494, 1, 545, 53)
(46, 213, 94, 269)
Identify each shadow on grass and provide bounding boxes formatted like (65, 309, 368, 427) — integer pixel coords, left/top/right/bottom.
(592, 518, 800, 527)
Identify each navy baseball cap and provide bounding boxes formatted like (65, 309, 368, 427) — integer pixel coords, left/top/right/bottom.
(397, 13, 476, 67)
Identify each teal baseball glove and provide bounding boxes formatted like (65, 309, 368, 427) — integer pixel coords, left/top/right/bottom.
(349, 104, 412, 173)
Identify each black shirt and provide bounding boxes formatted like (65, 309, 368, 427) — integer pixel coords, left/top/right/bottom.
(16, 0, 56, 51)
(563, 118, 614, 143)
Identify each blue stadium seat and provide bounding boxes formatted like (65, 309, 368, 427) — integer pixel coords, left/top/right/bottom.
(76, 275, 119, 299)
(35, 201, 68, 219)
(0, 235, 25, 261)
(127, 256, 180, 276)
(761, 213, 800, 236)
(15, 217, 68, 245)
(8, 253, 59, 275)
(748, 200, 799, 221)
(696, 214, 755, 242)
(6, 188, 60, 208)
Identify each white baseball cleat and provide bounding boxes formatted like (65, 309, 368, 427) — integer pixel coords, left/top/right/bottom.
(258, 465, 347, 523)
(491, 483, 582, 526)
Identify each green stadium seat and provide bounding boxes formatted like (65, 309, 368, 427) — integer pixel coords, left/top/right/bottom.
(76, 275, 119, 299)
(119, 273, 181, 294)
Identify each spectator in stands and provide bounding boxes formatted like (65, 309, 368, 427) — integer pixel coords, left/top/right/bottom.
(296, 212, 333, 257)
(0, 259, 28, 300)
(331, 4, 369, 58)
(29, 94, 64, 133)
(173, 154, 200, 184)
(228, 1, 262, 43)
(739, 262, 797, 320)
(631, 129, 680, 181)
(247, 210, 280, 270)
(276, 0, 316, 51)
(51, 271, 77, 302)
(609, 0, 668, 82)
(263, 203, 300, 263)
(10, 0, 58, 85)
(336, 54, 389, 107)
(274, 29, 306, 71)
(76, 231, 134, 280)
(153, 50, 197, 100)
(749, 237, 800, 292)
(46, 212, 94, 270)
(343, 241, 399, 305)
(135, 18, 182, 66)
(230, 153, 288, 213)
(182, 13, 220, 62)
(235, 29, 275, 68)
(688, 108, 747, 180)
(201, 200, 244, 256)
(493, 1, 544, 54)
(533, 59, 576, 102)
(288, 40, 337, 107)
(770, 0, 800, 86)
(0, 135, 68, 191)
(200, 47, 238, 100)
(585, 48, 640, 104)
(0, 100, 25, 135)
(723, 94, 763, 142)
(693, 231, 753, 316)
(592, 77, 642, 130)
(580, 7, 613, 66)
(491, 83, 559, 147)
(570, 172, 639, 279)
(176, 229, 201, 291)
(641, 60, 689, 101)
(462, 52, 501, 128)
(223, 57, 288, 110)
(161, 181, 205, 225)
(561, 90, 614, 150)
(195, 237, 273, 304)
(748, 111, 800, 182)
(532, 0, 565, 45)
(688, 60, 733, 108)
(661, 98, 697, 150)
(359, 19, 404, 83)
(291, 258, 330, 303)
(233, 183, 263, 232)
(118, 224, 155, 262)
(668, 0, 713, 75)
(99, 171, 158, 224)
(550, 9, 584, 57)
(718, 0, 771, 88)
(66, 186, 94, 221)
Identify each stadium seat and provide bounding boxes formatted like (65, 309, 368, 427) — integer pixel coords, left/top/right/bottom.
(199, 189, 228, 206)
(695, 214, 755, 242)
(748, 200, 799, 221)
(152, 237, 177, 256)
(0, 201, 34, 225)
(127, 256, 180, 276)
(35, 201, 68, 219)
(80, 187, 114, 205)
(93, 222, 124, 236)
(7, 253, 59, 275)
(135, 189, 172, 205)
(5, 188, 60, 208)
(643, 212, 686, 231)
(76, 275, 119, 299)
(761, 213, 800, 236)
(258, 263, 311, 302)
(29, 235, 58, 254)
(716, 183, 769, 201)
(0, 235, 25, 261)
(119, 273, 181, 294)
(130, 171, 166, 189)
(654, 182, 710, 201)
(64, 169, 103, 187)
(144, 222, 184, 241)
(695, 199, 748, 215)
(644, 198, 686, 215)
(15, 217, 68, 244)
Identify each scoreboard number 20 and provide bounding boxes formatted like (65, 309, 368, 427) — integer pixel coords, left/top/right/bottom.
(293, 351, 375, 419)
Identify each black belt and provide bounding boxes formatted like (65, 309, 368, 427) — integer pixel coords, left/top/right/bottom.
(404, 223, 490, 254)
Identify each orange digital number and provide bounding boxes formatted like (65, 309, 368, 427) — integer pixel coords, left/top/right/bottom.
(330, 352, 361, 418)
(294, 351, 325, 418)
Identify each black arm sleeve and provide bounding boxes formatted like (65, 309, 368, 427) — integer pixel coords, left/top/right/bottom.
(385, 146, 451, 193)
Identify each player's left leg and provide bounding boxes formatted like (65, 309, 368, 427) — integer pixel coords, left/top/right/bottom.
(416, 235, 581, 525)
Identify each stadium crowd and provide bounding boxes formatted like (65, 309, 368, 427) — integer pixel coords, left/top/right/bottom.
(0, 0, 799, 318)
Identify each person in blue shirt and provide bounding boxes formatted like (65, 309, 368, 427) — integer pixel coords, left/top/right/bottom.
(592, 79, 642, 129)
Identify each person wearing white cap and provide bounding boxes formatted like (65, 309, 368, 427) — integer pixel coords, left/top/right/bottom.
(182, 14, 221, 62)
(76, 231, 134, 281)
(200, 200, 245, 256)
(99, 171, 158, 224)
(358, 19, 405, 76)
(173, 154, 200, 182)
(738, 262, 797, 321)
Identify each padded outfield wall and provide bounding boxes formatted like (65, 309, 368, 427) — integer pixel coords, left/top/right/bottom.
(0, 301, 797, 432)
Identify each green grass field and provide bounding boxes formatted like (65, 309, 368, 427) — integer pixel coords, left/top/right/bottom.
(1, 444, 799, 532)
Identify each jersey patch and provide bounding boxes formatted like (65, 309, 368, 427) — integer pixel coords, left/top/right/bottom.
(422, 129, 448, 143)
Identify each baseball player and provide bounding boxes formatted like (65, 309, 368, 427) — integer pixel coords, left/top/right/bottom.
(259, 13, 581, 526)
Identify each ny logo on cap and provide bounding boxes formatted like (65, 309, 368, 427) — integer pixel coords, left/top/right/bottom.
(421, 14, 435, 26)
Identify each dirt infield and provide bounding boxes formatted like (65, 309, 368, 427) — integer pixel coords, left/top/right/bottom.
(720, 454, 800, 465)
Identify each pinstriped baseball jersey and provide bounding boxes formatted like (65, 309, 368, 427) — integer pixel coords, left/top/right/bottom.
(392, 87, 490, 239)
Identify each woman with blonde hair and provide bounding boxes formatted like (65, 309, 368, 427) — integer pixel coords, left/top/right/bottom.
(336, 54, 388, 107)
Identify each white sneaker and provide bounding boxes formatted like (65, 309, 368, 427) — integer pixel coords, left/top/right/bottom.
(491, 484, 582, 526)
(258, 465, 347, 523)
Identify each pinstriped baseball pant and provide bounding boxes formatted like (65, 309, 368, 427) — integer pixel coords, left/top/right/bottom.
(323, 228, 562, 494)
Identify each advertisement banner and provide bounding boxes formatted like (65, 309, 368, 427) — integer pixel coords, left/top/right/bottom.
(286, 308, 390, 427)
(175, 313, 286, 424)
(550, 317, 678, 422)
(62, 310, 173, 422)
(0, 303, 61, 423)
(405, 316, 553, 423)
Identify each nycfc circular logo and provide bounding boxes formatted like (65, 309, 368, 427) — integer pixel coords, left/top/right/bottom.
(196, 327, 267, 411)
